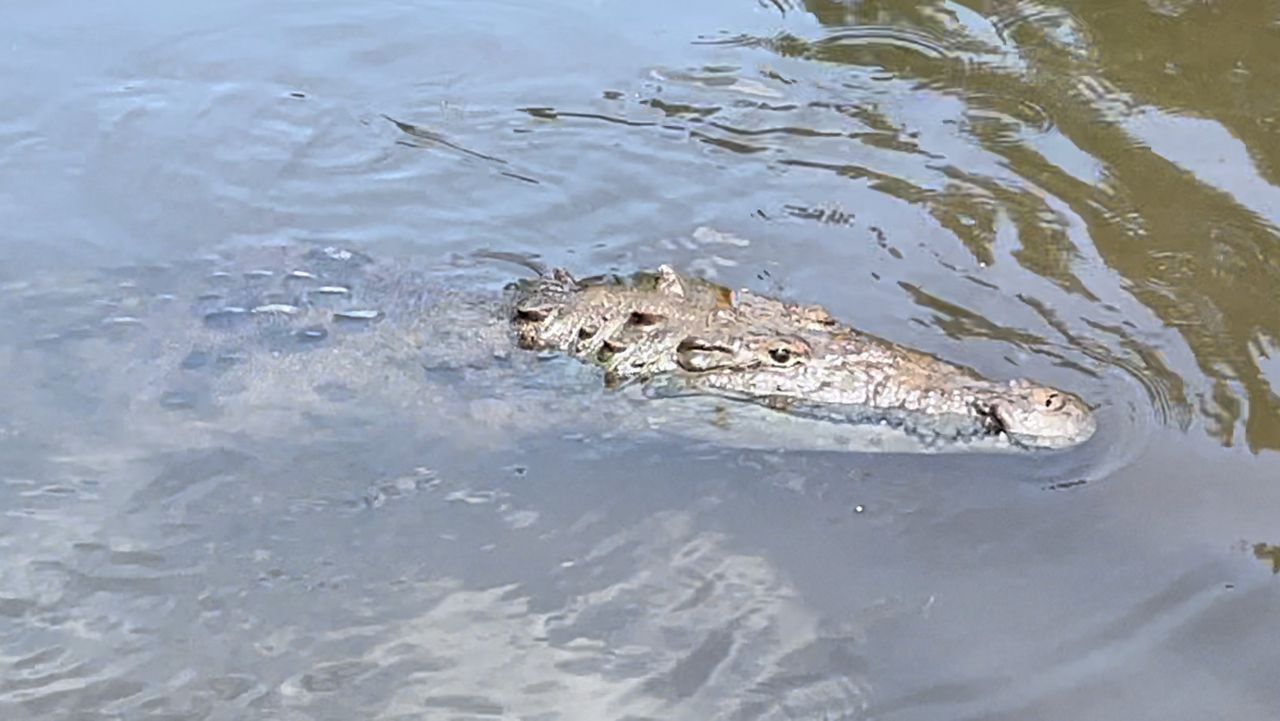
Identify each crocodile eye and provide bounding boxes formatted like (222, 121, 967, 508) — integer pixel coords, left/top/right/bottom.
(765, 340, 807, 367)
(1043, 392, 1064, 411)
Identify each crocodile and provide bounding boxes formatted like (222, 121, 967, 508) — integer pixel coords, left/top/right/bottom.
(2, 244, 1095, 453)
(510, 264, 1095, 450)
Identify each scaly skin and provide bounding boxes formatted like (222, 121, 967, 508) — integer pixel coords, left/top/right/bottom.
(512, 265, 1096, 450)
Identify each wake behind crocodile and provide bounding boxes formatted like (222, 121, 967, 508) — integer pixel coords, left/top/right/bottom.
(1, 243, 1096, 455)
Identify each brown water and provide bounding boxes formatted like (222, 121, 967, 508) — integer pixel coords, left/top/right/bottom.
(2, 1, 1279, 719)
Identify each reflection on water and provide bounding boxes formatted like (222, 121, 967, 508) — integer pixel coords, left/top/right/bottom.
(1252, 542, 1280, 574)
(547, 0, 1280, 451)
(3, 0, 1280, 719)
(785, 0, 1280, 451)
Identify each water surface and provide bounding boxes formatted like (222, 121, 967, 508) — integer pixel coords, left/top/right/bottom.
(2, 1, 1279, 719)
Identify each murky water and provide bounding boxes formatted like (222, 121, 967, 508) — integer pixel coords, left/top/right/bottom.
(3, 1, 1279, 719)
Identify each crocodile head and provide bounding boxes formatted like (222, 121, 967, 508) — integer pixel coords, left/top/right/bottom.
(509, 265, 1097, 451)
(667, 331, 1097, 450)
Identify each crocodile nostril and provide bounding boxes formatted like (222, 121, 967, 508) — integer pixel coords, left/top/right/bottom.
(983, 407, 1008, 436)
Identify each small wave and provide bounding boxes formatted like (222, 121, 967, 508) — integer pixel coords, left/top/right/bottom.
(963, 93, 1056, 144)
(813, 26, 950, 60)
(990, 1, 1093, 55)
(647, 66, 787, 99)
(1079, 318, 1193, 431)
(697, 26, 949, 63)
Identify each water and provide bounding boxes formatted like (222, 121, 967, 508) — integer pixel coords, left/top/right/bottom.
(2, 1, 1279, 719)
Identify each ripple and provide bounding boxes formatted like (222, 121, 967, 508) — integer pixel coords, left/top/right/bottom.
(641, 97, 722, 119)
(1070, 73, 1139, 123)
(383, 114, 508, 164)
(518, 105, 659, 127)
(704, 26, 950, 65)
(647, 66, 787, 99)
(990, 1, 1096, 60)
(962, 93, 1057, 146)
(4, 4, 1280, 721)
(812, 26, 950, 60)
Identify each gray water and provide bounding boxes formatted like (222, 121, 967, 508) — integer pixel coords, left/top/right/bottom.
(3, 1, 1280, 719)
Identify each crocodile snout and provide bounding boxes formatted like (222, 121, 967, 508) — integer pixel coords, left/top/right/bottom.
(990, 381, 1097, 449)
